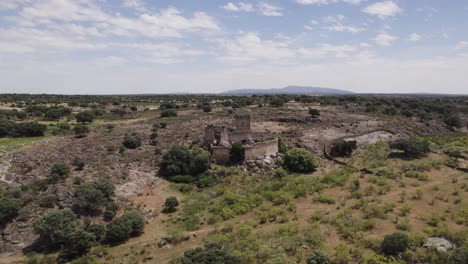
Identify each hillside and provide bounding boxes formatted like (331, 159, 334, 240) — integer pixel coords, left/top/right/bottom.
(224, 86, 353, 95)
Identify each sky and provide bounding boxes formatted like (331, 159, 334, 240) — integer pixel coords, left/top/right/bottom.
(0, 0, 468, 94)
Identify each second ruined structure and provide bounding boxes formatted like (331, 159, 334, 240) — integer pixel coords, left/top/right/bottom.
(204, 115, 278, 164)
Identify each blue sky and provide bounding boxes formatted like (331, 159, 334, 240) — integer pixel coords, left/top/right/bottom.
(0, 0, 467, 94)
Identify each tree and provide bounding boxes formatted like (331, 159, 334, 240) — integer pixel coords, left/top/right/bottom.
(229, 142, 244, 163)
(60, 229, 96, 261)
(75, 111, 95, 123)
(33, 209, 78, 248)
(270, 97, 287, 107)
(283, 148, 319, 173)
(443, 114, 463, 128)
(448, 150, 463, 160)
(307, 250, 334, 264)
(120, 210, 145, 236)
(105, 217, 131, 244)
(49, 162, 70, 183)
(73, 124, 90, 138)
(181, 244, 240, 264)
(163, 196, 179, 213)
(331, 139, 357, 157)
(122, 132, 141, 149)
(73, 180, 115, 214)
(0, 190, 22, 226)
(159, 145, 210, 177)
(160, 109, 177, 118)
(105, 211, 144, 244)
(381, 232, 409, 256)
(390, 139, 430, 158)
(73, 158, 85, 171)
(309, 108, 320, 117)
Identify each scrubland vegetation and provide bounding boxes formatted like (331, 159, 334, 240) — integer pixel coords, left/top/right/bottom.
(0, 93, 466, 263)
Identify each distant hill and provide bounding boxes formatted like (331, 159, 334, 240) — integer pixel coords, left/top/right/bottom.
(223, 86, 353, 95)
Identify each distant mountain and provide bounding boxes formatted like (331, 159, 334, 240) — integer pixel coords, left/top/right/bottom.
(223, 86, 353, 95)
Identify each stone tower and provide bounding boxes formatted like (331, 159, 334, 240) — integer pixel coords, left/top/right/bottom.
(235, 115, 251, 131)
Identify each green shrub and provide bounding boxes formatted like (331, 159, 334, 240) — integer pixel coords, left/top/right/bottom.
(160, 109, 177, 118)
(59, 229, 96, 261)
(283, 148, 319, 173)
(381, 232, 409, 256)
(120, 210, 145, 236)
(274, 168, 287, 178)
(105, 217, 131, 244)
(308, 108, 320, 117)
(390, 138, 430, 158)
(0, 190, 23, 226)
(181, 243, 240, 264)
(229, 142, 244, 163)
(75, 111, 95, 123)
(159, 145, 210, 177)
(73, 158, 85, 171)
(163, 196, 179, 213)
(307, 250, 333, 264)
(122, 132, 141, 149)
(33, 209, 78, 248)
(49, 162, 70, 183)
(331, 139, 357, 157)
(73, 180, 115, 214)
(73, 124, 89, 138)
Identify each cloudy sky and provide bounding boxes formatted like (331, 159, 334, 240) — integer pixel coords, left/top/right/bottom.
(0, 0, 467, 94)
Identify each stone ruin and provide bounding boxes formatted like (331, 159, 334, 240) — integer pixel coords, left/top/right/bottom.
(204, 115, 278, 164)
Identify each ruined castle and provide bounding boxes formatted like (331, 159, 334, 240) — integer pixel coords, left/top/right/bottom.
(204, 115, 278, 164)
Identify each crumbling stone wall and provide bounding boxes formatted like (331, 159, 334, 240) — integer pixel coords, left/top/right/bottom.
(244, 138, 278, 160)
(236, 115, 251, 131)
(212, 146, 231, 164)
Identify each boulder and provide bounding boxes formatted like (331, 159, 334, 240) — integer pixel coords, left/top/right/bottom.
(423, 237, 454, 252)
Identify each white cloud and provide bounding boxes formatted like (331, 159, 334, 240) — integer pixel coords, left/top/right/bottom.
(363, 1, 401, 18)
(123, 0, 147, 12)
(456, 41, 468, 50)
(409, 33, 422, 42)
(321, 15, 366, 33)
(258, 2, 283, 17)
(0, 0, 30, 10)
(222, 2, 254, 12)
(374, 32, 397, 46)
(296, 0, 365, 5)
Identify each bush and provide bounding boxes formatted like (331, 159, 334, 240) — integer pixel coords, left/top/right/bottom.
(0, 190, 23, 226)
(105, 217, 131, 244)
(275, 168, 287, 178)
(331, 139, 357, 157)
(163, 196, 179, 213)
(49, 162, 70, 183)
(73, 158, 85, 171)
(448, 150, 463, 160)
(181, 244, 240, 264)
(33, 209, 78, 248)
(106, 211, 144, 244)
(73, 180, 115, 214)
(381, 232, 409, 256)
(0, 121, 47, 137)
(75, 111, 95, 123)
(160, 109, 177, 118)
(307, 250, 333, 264)
(122, 132, 141, 149)
(159, 145, 210, 177)
(443, 114, 463, 128)
(309, 108, 321, 117)
(229, 142, 244, 163)
(390, 139, 430, 158)
(73, 124, 90, 138)
(60, 229, 96, 261)
(283, 148, 319, 173)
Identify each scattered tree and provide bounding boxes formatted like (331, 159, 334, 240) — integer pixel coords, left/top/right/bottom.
(309, 108, 320, 117)
(181, 244, 240, 264)
(229, 142, 244, 163)
(0, 190, 22, 226)
(160, 109, 177, 118)
(122, 132, 141, 149)
(307, 250, 334, 264)
(381, 232, 409, 256)
(73, 124, 90, 138)
(163, 196, 179, 213)
(75, 111, 95, 123)
(283, 148, 319, 173)
(331, 139, 357, 157)
(390, 138, 430, 158)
